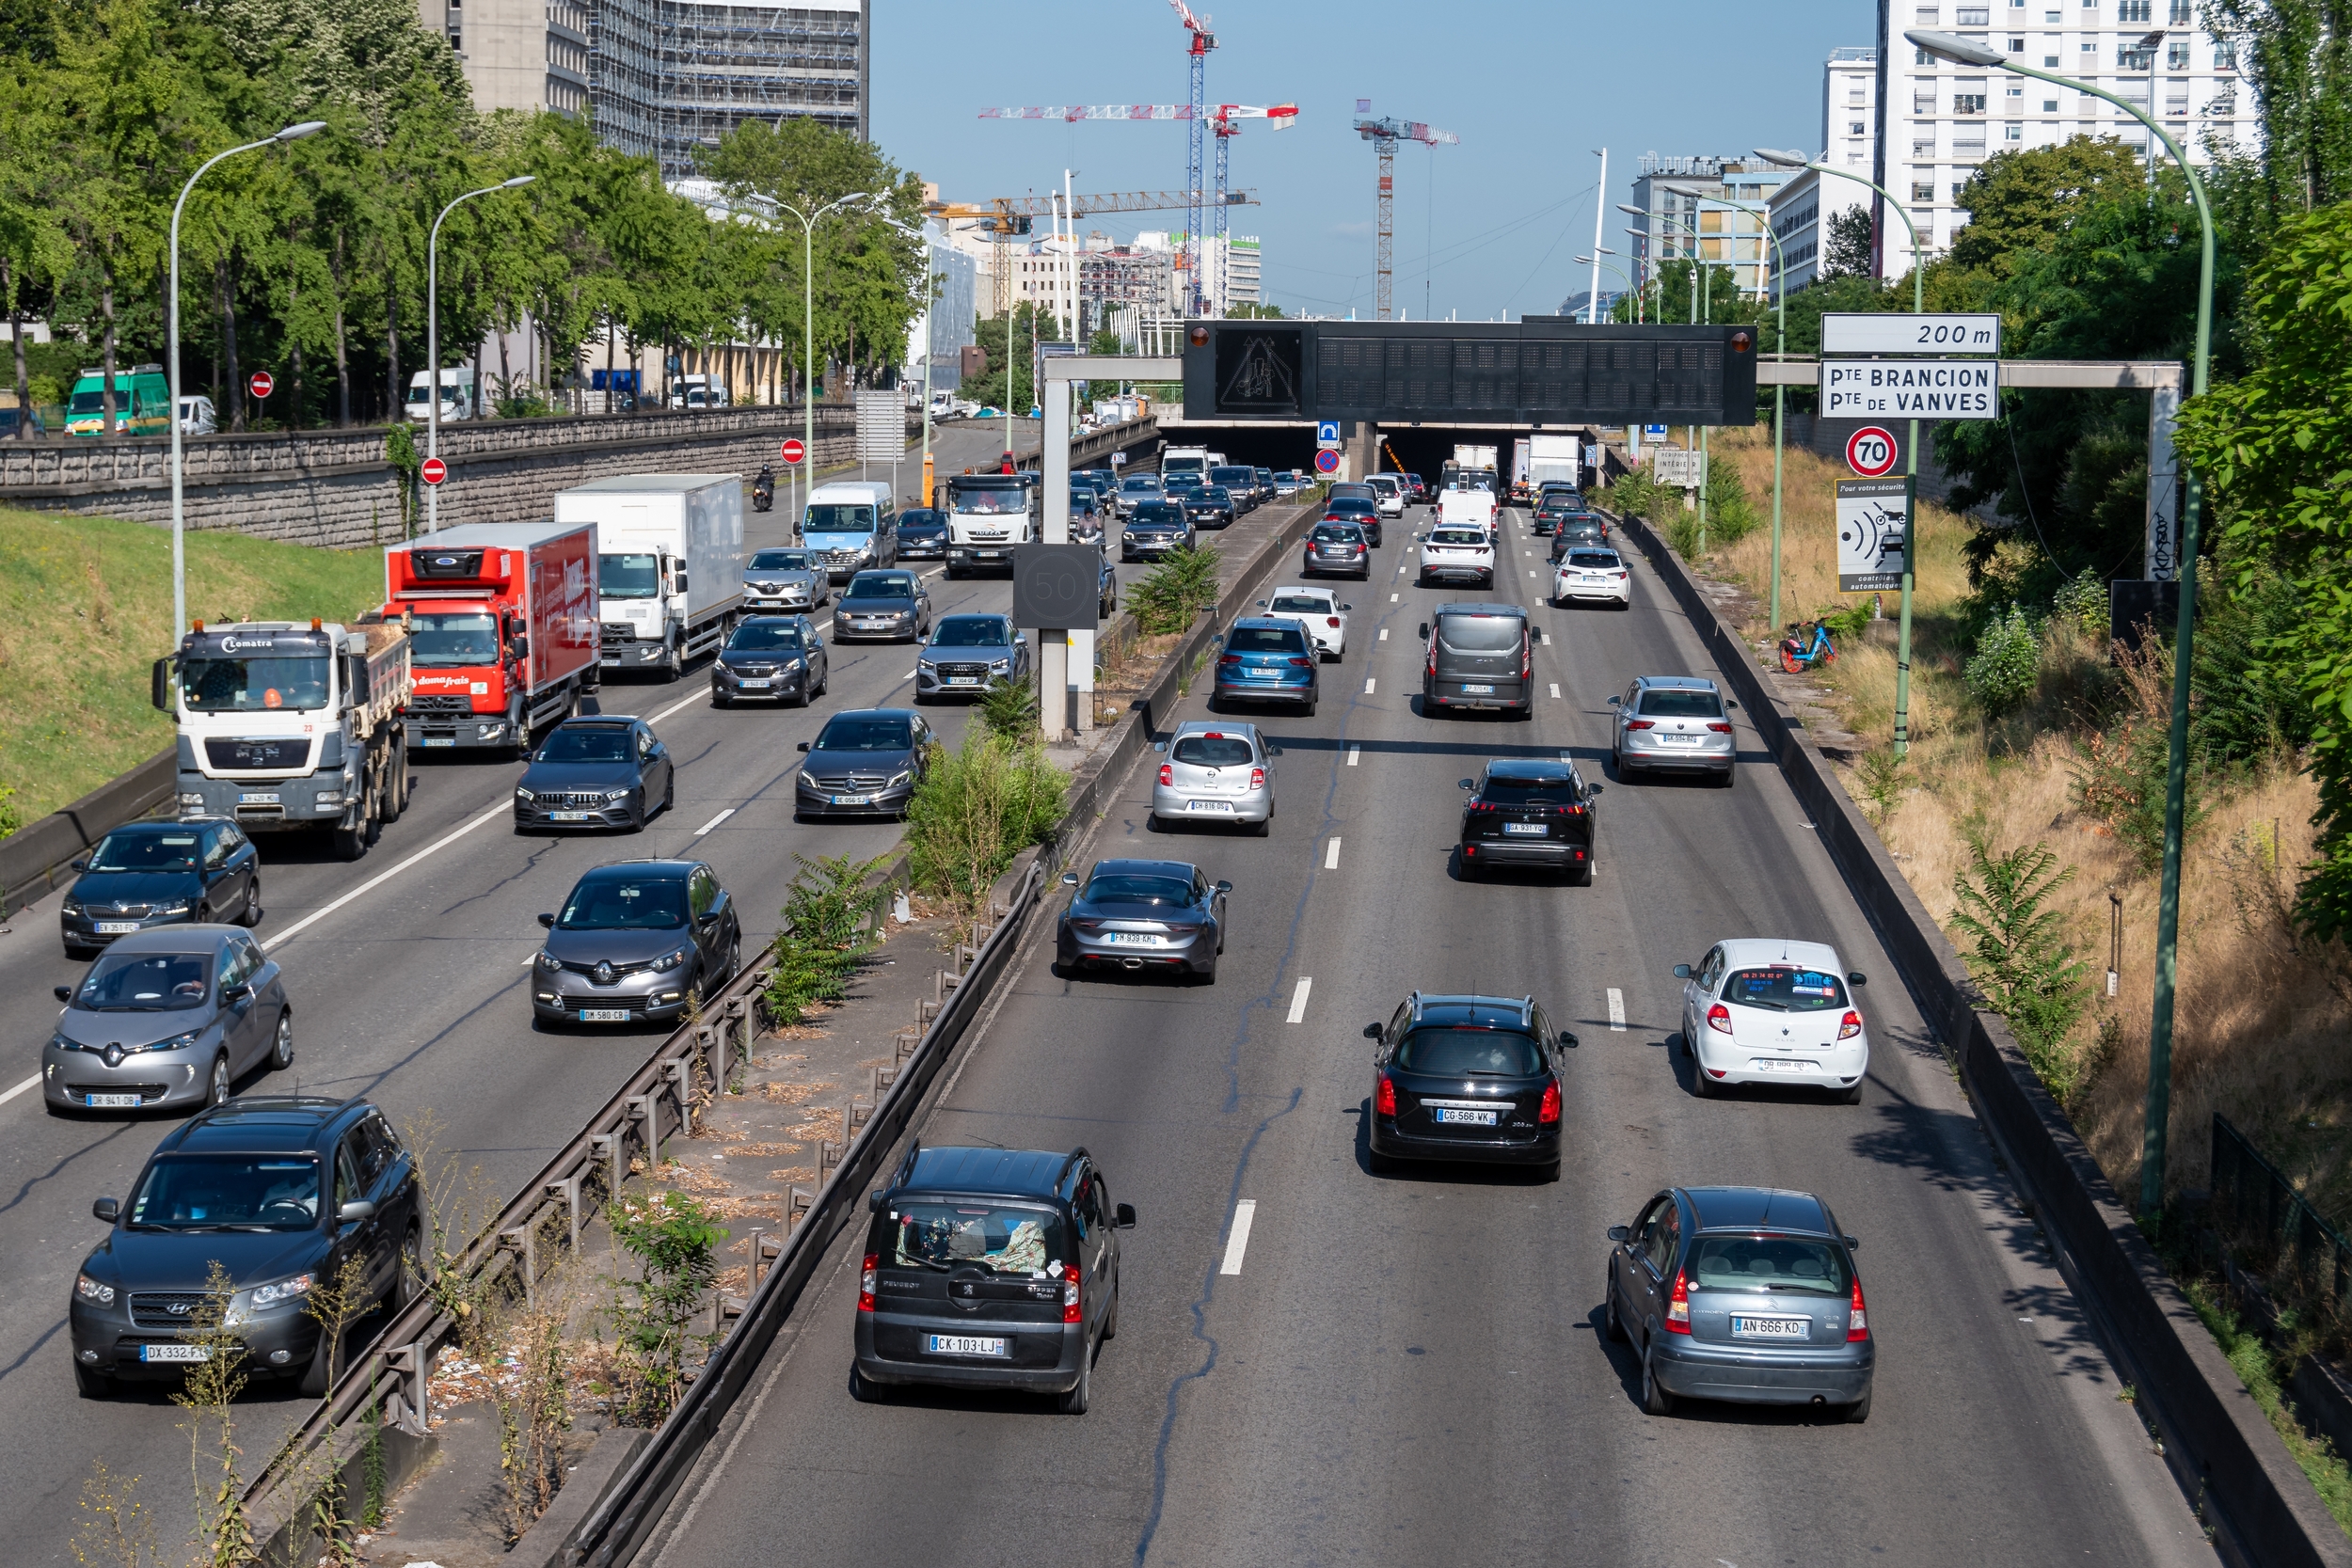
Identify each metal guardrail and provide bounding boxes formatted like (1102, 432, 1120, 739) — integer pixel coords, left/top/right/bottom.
(2213, 1113, 2352, 1315)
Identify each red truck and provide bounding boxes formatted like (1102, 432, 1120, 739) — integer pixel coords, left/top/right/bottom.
(383, 520, 600, 758)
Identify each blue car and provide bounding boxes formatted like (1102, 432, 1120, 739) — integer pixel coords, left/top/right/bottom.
(1213, 617, 1319, 717)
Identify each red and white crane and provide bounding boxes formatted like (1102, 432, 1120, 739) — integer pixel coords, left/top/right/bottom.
(1351, 101, 1459, 322)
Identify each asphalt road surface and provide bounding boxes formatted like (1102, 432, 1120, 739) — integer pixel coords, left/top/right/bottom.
(639, 502, 2215, 1568)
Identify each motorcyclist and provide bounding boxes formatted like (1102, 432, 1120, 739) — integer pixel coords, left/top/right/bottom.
(752, 463, 775, 512)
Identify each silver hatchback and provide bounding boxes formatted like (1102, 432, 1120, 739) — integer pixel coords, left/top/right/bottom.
(1610, 675, 1738, 784)
(741, 546, 828, 612)
(45, 927, 293, 1114)
(1150, 721, 1278, 834)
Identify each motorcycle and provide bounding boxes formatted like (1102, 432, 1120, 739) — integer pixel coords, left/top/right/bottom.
(751, 465, 774, 514)
(1780, 620, 1836, 673)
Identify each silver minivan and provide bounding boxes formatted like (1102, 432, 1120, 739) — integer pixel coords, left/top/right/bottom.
(1150, 720, 1279, 833)
(1610, 675, 1737, 784)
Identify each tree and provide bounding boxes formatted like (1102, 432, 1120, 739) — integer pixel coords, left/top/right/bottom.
(1823, 204, 1872, 277)
(965, 300, 1056, 412)
(2208, 0, 2352, 216)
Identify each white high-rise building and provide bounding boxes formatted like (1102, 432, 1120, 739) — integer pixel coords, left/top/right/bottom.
(1771, 46, 1880, 293)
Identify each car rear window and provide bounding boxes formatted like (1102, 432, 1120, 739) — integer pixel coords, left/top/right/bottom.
(1268, 594, 1328, 614)
(1428, 529, 1486, 546)
(1312, 525, 1363, 544)
(1691, 1234, 1851, 1296)
(1437, 613, 1522, 652)
(1085, 873, 1194, 904)
(1173, 736, 1254, 766)
(1566, 551, 1618, 569)
(883, 1200, 1072, 1275)
(1481, 772, 1578, 800)
(1395, 1027, 1544, 1076)
(1722, 967, 1850, 1011)
(1327, 498, 1375, 515)
(1228, 626, 1306, 654)
(1637, 689, 1723, 718)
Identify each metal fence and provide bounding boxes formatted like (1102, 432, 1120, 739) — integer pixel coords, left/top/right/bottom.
(2211, 1112, 2352, 1317)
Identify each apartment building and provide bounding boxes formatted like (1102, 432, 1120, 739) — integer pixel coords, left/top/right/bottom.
(1770, 47, 1880, 293)
(1625, 154, 1799, 303)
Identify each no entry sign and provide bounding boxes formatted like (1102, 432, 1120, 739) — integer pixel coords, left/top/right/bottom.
(247, 370, 274, 400)
(779, 437, 806, 466)
(420, 457, 447, 486)
(1845, 425, 1898, 478)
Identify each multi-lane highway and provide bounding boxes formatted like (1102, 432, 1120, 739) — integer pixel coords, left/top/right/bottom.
(0, 419, 1190, 1561)
(639, 499, 2216, 1567)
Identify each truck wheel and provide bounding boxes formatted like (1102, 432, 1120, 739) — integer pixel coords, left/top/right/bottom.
(665, 638, 684, 683)
(380, 749, 406, 825)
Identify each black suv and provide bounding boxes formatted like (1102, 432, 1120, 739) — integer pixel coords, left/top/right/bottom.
(72, 1095, 421, 1397)
(853, 1143, 1136, 1413)
(1363, 992, 1576, 1179)
(1457, 758, 1602, 883)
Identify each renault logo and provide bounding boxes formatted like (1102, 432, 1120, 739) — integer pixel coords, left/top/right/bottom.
(594, 961, 616, 985)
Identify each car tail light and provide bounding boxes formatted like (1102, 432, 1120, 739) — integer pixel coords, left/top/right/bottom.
(1707, 1003, 1733, 1035)
(1665, 1269, 1692, 1333)
(1625, 719, 1654, 730)
(1158, 763, 1172, 787)
(1838, 1009, 1864, 1040)
(1375, 1073, 1396, 1116)
(1847, 1275, 1869, 1340)
(1426, 641, 1438, 678)
(1249, 767, 1265, 789)
(1521, 640, 1532, 681)
(1707, 721, 1731, 733)
(1538, 1081, 1561, 1124)
(1219, 654, 1242, 666)
(1327, 616, 1341, 627)
(859, 1254, 879, 1313)
(1062, 1263, 1083, 1323)
(1289, 657, 1313, 668)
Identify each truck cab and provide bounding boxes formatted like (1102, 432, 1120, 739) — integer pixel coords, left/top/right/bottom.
(386, 522, 601, 754)
(944, 473, 1036, 577)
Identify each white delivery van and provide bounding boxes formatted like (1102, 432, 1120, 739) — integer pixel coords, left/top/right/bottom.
(554, 475, 746, 679)
(405, 369, 474, 422)
(1438, 486, 1498, 537)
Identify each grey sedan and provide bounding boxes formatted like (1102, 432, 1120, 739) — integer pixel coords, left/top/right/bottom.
(1055, 859, 1229, 983)
(741, 547, 829, 612)
(45, 927, 293, 1114)
(530, 860, 740, 1028)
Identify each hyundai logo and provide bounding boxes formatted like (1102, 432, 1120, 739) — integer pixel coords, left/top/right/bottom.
(166, 1301, 191, 1316)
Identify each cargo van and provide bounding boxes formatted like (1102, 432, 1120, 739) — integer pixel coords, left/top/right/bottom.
(66, 365, 170, 438)
(405, 369, 474, 423)
(801, 480, 900, 583)
(1420, 602, 1534, 719)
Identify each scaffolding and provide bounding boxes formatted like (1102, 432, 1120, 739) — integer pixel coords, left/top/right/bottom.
(659, 2, 863, 179)
(591, 0, 662, 159)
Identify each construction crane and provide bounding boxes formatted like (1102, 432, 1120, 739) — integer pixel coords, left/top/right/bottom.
(924, 188, 1259, 320)
(1169, 0, 1214, 315)
(1352, 101, 1459, 322)
(977, 103, 1297, 315)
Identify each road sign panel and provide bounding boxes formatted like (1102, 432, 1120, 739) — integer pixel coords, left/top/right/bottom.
(1010, 543, 1102, 630)
(1836, 477, 1912, 591)
(1845, 425, 1898, 478)
(1653, 449, 1707, 487)
(247, 371, 274, 399)
(1316, 420, 1341, 448)
(1820, 359, 1997, 420)
(420, 457, 447, 486)
(1643, 423, 1668, 438)
(779, 437, 806, 466)
(1821, 313, 2002, 356)
(1312, 448, 1341, 475)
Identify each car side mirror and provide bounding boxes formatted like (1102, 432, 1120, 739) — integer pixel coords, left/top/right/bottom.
(538, 912, 556, 928)
(797, 741, 811, 752)
(1848, 972, 1867, 986)
(93, 1197, 119, 1224)
(1458, 779, 1474, 790)
(1115, 1203, 1137, 1228)
(1560, 1031, 1580, 1049)
(1725, 699, 1740, 709)
(868, 1189, 888, 1213)
(1673, 963, 1692, 978)
(1215, 880, 1232, 895)
(1254, 599, 1265, 607)
(56, 985, 73, 1003)
(337, 1200, 377, 1225)
(1607, 694, 1621, 705)
(1417, 623, 1429, 639)
(1061, 871, 1080, 887)
(1587, 784, 1604, 795)
(70, 857, 87, 872)
(1342, 605, 1353, 611)
(1362, 1022, 1384, 1040)
(698, 909, 721, 925)
(1152, 741, 1167, 753)
(1844, 1234, 1861, 1251)
(1607, 1224, 1629, 1243)
(221, 983, 251, 1003)
(1267, 746, 1282, 756)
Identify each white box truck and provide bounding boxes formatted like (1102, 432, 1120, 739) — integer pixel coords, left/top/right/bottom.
(1529, 434, 1581, 491)
(554, 474, 745, 680)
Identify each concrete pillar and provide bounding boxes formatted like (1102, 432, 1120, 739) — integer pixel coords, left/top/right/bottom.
(2146, 380, 2180, 581)
(1041, 369, 1072, 743)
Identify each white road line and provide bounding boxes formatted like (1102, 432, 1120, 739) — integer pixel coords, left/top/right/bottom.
(1286, 976, 1312, 1023)
(1346, 745, 1361, 767)
(693, 807, 737, 835)
(1219, 1199, 1258, 1275)
(267, 803, 511, 948)
(0, 1075, 40, 1110)
(1541, 629, 1551, 645)
(1363, 677, 1375, 694)
(1528, 569, 1537, 579)
(1377, 627, 1389, 641)
(649, 690, 704, 725)
(1549, 683, 1562, 700)
(1608, 988, 1627, 1032)
(1390, 593, 1399, 602)
(1325, 838, 1342, 869)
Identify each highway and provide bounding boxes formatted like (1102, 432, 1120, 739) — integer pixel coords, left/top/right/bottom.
(0, 417, 1179, 1562)
(640, 500, 2216, 1567)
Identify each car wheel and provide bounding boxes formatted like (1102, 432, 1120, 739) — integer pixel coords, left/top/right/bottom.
(204, 1053, 230, 1109)
(1366, 1145, 1398, 1176)
(711, 690, 731, 708)
(1103, 1277, 1120, 1341)
(1057, 1339, 1092, 1415)
(331, 819, 366, 862)
(268, 1009, 293, 1071)
(662, 774, 675, 815)
(1641, 1341, 1677, 1416)
(195, 902, 213, 925)
(1692, 1068, 1715, 1099)
(1604, 1272, 1629, 1342)
(240, 877, 262, 927)
(64, 942, 96, 961)
(1192, 958, 1216, 986)
(1570, 861, 1594, 888)
(849, 1362, 888, 1402)
(74, 1363, 114, 1400)
(1844, 1385, 1873, 1423)
(1302, 696, 1317, 718)
(815, 665, 830, 698)
(394, 1225, 423, 1310)
(1716, 766, 1736, 789)
(1251, 813, 1271, 838)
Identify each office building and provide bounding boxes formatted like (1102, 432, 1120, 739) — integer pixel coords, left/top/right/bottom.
(1624, 154, 1798, 303)
(420, 0, 596, 120)
(907, 218, 979, 391)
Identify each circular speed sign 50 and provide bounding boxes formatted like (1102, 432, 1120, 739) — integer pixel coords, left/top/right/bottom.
(1845, 425, 1898, 478)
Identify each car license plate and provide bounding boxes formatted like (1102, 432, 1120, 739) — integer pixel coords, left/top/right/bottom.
(140, 1342, 208, 1363)
(1749, 1057, 1818, 1073)
(1187, 800, 1235, 813)
(739, 678, 771, 689)
(925, 1334, 1009, 1357)
(84, 1092, 141, 1108)
(1661, 734, 1701, 744)
(94, 921, 141, 935)
(1432, 1107, 1498, 1126)
(578, 1008, 629, 1022)
(832, 793, 875, 806)
(238, 792, 280, 804)
(946, 676, 981, 687)
(1502, 822, 1546, 836)
(1460, 683, 1495, 695)
(548, 810, 593, 822)
(1731, 1315, 1810, 1338)
(977, 550, 1004, 560)
(422, 737, 456, 748)
(1105, 932, 1162, 947)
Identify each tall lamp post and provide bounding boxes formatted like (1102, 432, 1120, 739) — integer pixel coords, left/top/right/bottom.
(881, 214, 937, 506)
(426, 175, 534, 534)
(773, 190, 887, 527)
(168, 119, 326, 639)
(1906, 27, 2217, 1220)
(1755, 148, 1926, 760)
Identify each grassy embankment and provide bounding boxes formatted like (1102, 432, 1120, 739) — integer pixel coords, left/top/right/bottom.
(0, 507, 387, 831)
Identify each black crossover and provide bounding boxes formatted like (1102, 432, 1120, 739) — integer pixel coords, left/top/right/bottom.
(1365, 992, 1576, 1179)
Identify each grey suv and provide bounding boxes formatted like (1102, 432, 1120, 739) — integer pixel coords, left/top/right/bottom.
(1421, 604, 1533, 719)
(1610, 675, 1737, 784)
(852, 1143, 1136, 1413)
(531, 859, 741, 1027)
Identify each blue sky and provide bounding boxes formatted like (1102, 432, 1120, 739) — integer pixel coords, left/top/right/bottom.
(872, 1, 1873, 321)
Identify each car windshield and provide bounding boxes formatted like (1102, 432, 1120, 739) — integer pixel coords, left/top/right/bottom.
(887, 1200, 1070, 1275)
(1396, 1027, 1544, 1076)
(558, 878, 688, 929)
(846, 576, 914, 600)
(1638, 689, 1724, 718)
(1227, 626, 1305, 655)
(1723, 967, 1850, 1011)
(748, 549, 811, 571)
(1567, 552, 1619, 569)
(87, 830, 202, 873)
(178, 655, 331, 712)
(1172, 736, 1253, 767)
(1197, 487, 1230, 501)
(1085, 874, 1193, 904)
(537, 727, 633, 763)
(1120, 478, 1161, 494)
(1313, 526, 1363, 545)
(899, 509, 945, 528)
(406, 611, 500, 669)
(1482, 771, 1578, 800)
(1438, 614, 1521, 652)
(1268, 595, 1328, 614)
(599, 552, 660, 599)
(816, 715, 914, 751)
(948, 484, 1026, 514)
(73, 951, 211, 1011)
(1691, 1234, 1851, 1296)
(931, 618, 1010, 648)
(1133, 504, 1184, 525)
(128, 1155, 322, 1231)
(728, 623, 805, 651)
(806, 504, 877, 533)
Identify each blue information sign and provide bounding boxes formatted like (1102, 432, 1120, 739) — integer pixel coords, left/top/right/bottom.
(1316, 420, 1342, 447)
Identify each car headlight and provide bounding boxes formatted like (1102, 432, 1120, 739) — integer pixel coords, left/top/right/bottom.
(515, 787, 535, 803)
(800, 769, 821, 790)
(989, 657, 1010, 673)
(226, 1272, 314, 1323)
(49, 1031, 78, 1053)
(61, 898, 83, 915)
(144, 1029, 204, 1054)
(605, 788, 632, 802)
(651, 945, 690, 974)
(151, 900, 192, 918)
(75, 1274, 115, 1307)
(917, 657, 936, 673)
(887, 768, 914, 788)
(534, 950, 563, 974)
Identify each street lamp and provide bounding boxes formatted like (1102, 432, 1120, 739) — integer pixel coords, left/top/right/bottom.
(425, 174, 534, 534)
(880, 213, 937, 507)
(772, 190, 888, 529)
(168, 119, 326, 639)
(1906, 26, 2217, 1219)
(1650, 195, 1740, 549)
(1679, 182, 1791, 632)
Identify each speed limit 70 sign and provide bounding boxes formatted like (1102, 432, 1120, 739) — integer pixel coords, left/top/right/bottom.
(1845, 426, 1898, 478)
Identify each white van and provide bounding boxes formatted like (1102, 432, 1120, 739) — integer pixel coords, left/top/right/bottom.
(405, 369, 473, 422)
(1438, 486, 1498, 538)
(670, 374, 730, 410)
(802, 480, 901, 582)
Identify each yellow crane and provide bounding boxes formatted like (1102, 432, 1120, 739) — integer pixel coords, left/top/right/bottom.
(925, 188, 1257, 319)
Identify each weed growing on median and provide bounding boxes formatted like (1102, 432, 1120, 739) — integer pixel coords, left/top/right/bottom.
(903, 727, 1069, 920)
(171, 1261, 256, 1568)
(605, 1191, 726, 1424)
(68, 1459, 160, 1568)
(762, 853, 889, 1029)
(1127, 544, 1222, 635)
(1948, 827, 2093, 1103)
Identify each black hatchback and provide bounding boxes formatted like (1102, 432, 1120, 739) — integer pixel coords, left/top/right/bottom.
(1456, 758, 1601, 883)
(852, 1142, 1136, 1413)
(794, 708, 933, 819)
(1364, 992, 1575, 1179)
(71, 1095, 421, 1397)
(514, 717, 675, 832)
(896, 507, 951, 560)
(61, 818, 262, 958)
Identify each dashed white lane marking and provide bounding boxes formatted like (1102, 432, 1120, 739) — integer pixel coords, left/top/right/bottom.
(1608, 989, 1627, 1032)
(270, 803, 510, 948)
(1549, 683, 1562, 699)
(1378, 627, 1389, 641)
(1286, 976, 1312, 1023)
(693, 807, 737, 835)
(1325, 838, 1342, 869)
(1541, 629, 1551, 645)
(1363, 678, 1376, 694)
(649, 690, 704, 724)
(1390, 593, 1399, 602)
(1219, 1199, 1259, 1275)
(1528, 569, 1537, 578)
(1346, 745, 1361, 767)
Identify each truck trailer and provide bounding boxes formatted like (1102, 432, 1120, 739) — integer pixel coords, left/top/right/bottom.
(157, 619, 413, 860)
(555, 475, 746, 676)
(385, 521, 601, 756)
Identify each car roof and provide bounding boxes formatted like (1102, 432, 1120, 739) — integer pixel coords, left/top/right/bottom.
(1485, 757, 1574, 780)
(161, 1095, 364, 1155)
(92, 925, 242, 955)
(1713, 936, 1846, 972)
(1406, 993, 1537, 1030)
(895, 1145, 1080, 1202)
(1171, 718, 1261, 736)
(1683, 1186, 1835, 1237)
(575, 858, 700, 881)
(1633, 674, 1720, 691)
(554, 716, 639, 730)
(1266, 584, 1334, 598)
(1230, 616, 1308, 635)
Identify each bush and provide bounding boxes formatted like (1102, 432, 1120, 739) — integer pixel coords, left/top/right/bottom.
(762, 853, 888, 1027)
(1948, 829, 2092, 1102)
(607, 1190, 727, 1421)
(1126, 544, 1222, 635)
(2052, 574, 2109, 639)
(977, 673, 1039, 745)
(903, 727, 1070, 914)
(1964, 603, 2041, 719)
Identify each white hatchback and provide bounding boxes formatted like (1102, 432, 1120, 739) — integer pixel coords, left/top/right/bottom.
(1675, 938, 1870, 1102)
(1418, 525, 1496, 588)
(1259, 585, 1349, 660)
(1368, 474, 1407, 517)
(1553, 546, 1631, 609)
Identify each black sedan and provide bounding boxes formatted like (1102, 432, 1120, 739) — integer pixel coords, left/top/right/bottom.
(1303, 521, 1372, 579)
(896, 507, 951, 560)
(1056, 859, 1229, 983)
(513, 717, 675, 832)
(60, 818, 261, 958)
(1121, 501, 1196, 562)
(1182, 484, 1236, 530)
(1324, 495, 1382, 546)
(1364, 991, 1574, 1179)
(795, 708, 933, 820)
(531, 858, 740, 1027)
(834, 570, 934, 643)
(1456, 758, 1601, 883)
(711, 615, 827, 707)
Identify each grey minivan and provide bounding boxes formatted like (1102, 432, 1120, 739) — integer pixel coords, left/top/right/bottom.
(1420, 604, 1534, 720)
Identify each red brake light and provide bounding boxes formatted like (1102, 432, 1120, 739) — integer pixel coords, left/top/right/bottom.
(1538, 1081, 1561, 1124)
(1521, 639, 1532, 681)
(1847, 1275, 1868, 1340)
(1838, 1009, 1864, 1040)
(859, 1253, 879, 1313)
(1219, 654, 1242, 665)
(1062, 1262, 1083, 1323)
(1375, 1073, 1396, 1117)
(1289, 657, 1313, 668)
(1666, 1269, 1692, 1333)
(1707, 721, 1732, 733)
(1249, 767, 1265, 789)
(1706, 1003, 1733, 1035)
(1158, 763, 1173, 787)
(1327, 616, 1341, 627)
